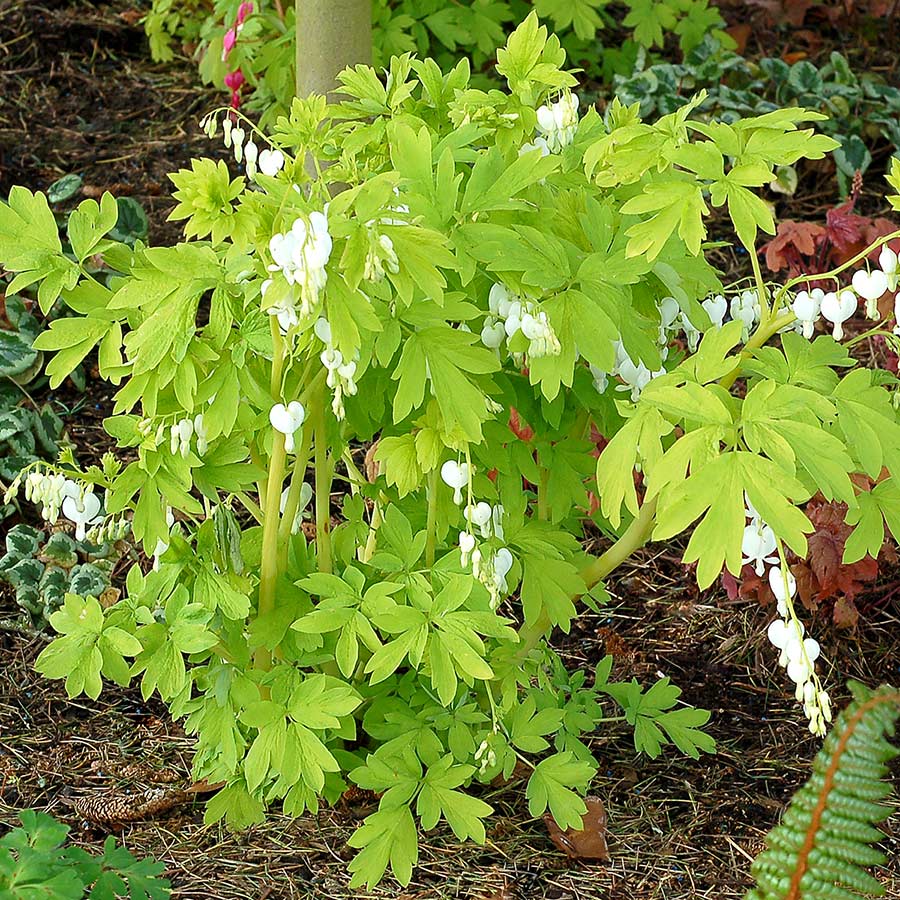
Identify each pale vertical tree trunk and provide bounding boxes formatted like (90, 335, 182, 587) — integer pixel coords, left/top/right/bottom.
(295, 0, 372, 100)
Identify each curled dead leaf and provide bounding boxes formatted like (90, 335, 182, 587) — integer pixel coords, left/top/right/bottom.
(544, 796, 610, 861)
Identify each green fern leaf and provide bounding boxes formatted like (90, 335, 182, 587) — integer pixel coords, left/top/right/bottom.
(747, 681, 900, 900)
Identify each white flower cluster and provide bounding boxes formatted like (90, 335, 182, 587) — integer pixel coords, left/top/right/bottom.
(202, 114, 286, 181)
(442, 460, 513, 607)
(790, 246, 899, 341)
(363, 229, 400, 283)
(168, 414, 208, 458)
(741, 497, 832, 736)
(535, 92, 579, 153)
(481, 283, 561, 361)
(315, 318, 359, 420)
(609, 341, 666, 403)
(22, 471, 104, 541)
(85, 517, 130, 545)
(474, 731, 498, 774)
(266, 208, 332, 321)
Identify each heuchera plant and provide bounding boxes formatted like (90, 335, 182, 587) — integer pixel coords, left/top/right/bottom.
(4, 14, 900, 888)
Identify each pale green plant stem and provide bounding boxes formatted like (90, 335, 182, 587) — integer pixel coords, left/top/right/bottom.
(360, 498, 383, 563)
(313, 398, 333, 574)
(234, 491, 263, 523)
(277, 428, 313, 552)
(749, 243, 771, 323)
(425, 467, 438, 568)
(253, 321, 288, 672)
(719, 311, 796, 390)
(536, 465, 550, 521)
(514, 496, 659, 662)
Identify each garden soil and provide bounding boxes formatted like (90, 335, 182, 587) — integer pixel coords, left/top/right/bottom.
(1, 1, 898, 898)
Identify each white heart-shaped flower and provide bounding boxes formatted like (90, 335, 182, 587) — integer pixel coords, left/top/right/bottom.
(879, 246, 898, 290)
(658, 296, 680, 328)
(481, 321, 505, 349)
(791, 290, 821, 339)
(459, 531, 476, 554)
(62, 492, 103, 541)
(767, 619, 789, 650)
(440, 460, 469, 504)
(701, 294, 727, 327)
(493, 547, 513, 578)
(258, 148, 285, 177)
(768, 565, 797, 602)
(851, 268, 888, 302)
(820, 289, 856, 340)
(787, 658, 812, 685)
(269, 401, 306, 452)
(467, 502, 492, 529)
(803, 637, 820, 663)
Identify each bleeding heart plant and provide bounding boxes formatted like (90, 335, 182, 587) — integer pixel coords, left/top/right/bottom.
(4, 14, 900, 890)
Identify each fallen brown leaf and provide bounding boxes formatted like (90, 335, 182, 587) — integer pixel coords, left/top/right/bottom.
(544, 796, 610, 861)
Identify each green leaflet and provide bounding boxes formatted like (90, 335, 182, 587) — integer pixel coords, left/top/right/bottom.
(654, 451, 812, 588)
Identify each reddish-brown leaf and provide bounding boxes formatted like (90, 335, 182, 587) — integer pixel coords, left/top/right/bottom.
(825, 200, 868, 253)
(544, 796, 610, 861)
(806, 499, 878, 600)
(833, 595, 860, 628)
(761, 220, 825, 274)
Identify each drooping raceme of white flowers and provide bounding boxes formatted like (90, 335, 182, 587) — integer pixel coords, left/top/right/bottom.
(168, 414, 207, 459)
(442, 458, 513, 607)
(17, 470, 105, 542)
(535, 92, 579, 153)
(481, 283, 561, 361)
(315, 317, 359, 420)
(202, 113, 286, 182)
(741, 496, 832, 737)
(267, 209, 333, 321)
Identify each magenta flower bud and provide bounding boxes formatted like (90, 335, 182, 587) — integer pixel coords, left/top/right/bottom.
(237, 1, 254, 24)
(224, 69, 245, 91)
(222, 27, 237, 56)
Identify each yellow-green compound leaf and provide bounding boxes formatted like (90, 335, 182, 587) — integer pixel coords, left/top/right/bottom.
(596, 406, 672, 528)
(741, 381, 855, 505)
(621, 180, 708, 260)
(526, 752, 595, 831)
(844, 478, 900, 564)
(348, 806, 418, 889)
(416, 757, 492, 842)
(655, 452, 812, 588)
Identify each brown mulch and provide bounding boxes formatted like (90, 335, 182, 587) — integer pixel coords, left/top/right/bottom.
(1, 1, 900, 898)
(0, 0, 223, 246)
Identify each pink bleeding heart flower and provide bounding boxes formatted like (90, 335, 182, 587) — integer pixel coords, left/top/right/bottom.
(224, 69, 245, 91)
(222, 27, 237, 59)
(237, 1, 254, 24)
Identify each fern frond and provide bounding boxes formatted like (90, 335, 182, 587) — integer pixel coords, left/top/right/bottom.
(747, 681, 900, 900)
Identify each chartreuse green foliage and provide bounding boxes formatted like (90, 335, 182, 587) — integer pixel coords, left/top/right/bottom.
(748, 681, 900, 900)
(154, 0, 732, 125)
(2, 13, 898, 889)
(0, 809, 170, 899)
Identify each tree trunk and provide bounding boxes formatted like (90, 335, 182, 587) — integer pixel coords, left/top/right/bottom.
(295, 0, 372, 100)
